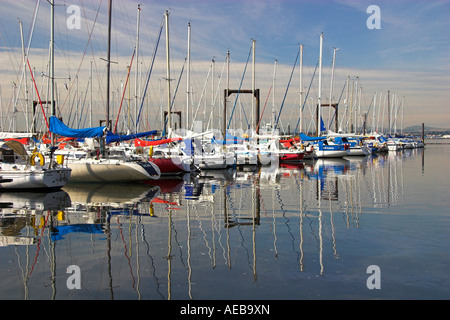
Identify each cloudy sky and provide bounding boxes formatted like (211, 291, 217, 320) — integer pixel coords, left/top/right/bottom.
(1, 0, 449, 133)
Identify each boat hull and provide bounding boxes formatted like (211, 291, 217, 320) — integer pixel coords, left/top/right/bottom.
(149, 157, 190, 175)
(279, 152, 305, 162)
(196, 153, 235, 170)
(0, 167, 72, 189)
(314, 150, 350, 158)
(67, 160, 160, 182)
(387, 144, 401, 151)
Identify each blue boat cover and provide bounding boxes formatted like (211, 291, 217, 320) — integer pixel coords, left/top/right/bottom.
(105, 130, 157, 144)
(299, 133, 326, 141)
(50, 116, 106, 138)
(51, 224, 104, 241)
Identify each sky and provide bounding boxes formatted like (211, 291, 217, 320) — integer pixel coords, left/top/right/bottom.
(0, 0, 449, 133)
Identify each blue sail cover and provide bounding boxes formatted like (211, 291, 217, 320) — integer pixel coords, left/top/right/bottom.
(299, 133, 326, 141)
(51, 224, 104, 241)
(50, 116, 106, 138)
(105, 130, 157, 144)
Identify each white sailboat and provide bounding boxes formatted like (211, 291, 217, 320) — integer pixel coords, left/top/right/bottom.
(51, 1, 160, 183)
(326, 131, 371, 156)
(52, 118, 161, 182)
(0, 140, 71, 189)
(0, 1, 72, 190)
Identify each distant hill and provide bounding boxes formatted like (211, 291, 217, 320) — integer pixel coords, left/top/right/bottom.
(404, 125, 449, 132)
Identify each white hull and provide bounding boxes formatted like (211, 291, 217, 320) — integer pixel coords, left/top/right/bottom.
(195, 153, 235, 170)
(0, 167, 72, 189)
(258, 153, 278, 166)
(314, 150, 349, 158)
(387, 144, 401, 151)
(67, 159, 160, 182)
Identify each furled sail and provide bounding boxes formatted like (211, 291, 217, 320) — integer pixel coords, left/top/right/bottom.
(49, 116, 106, 138)
(105, 130, 157, 144)
(299, 133, 326, 141)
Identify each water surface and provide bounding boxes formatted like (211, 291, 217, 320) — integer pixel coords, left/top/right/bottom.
(1, 141, 449, 300)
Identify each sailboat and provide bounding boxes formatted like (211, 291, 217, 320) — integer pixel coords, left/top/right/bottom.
(326, 132, 371, 156)
(299, 133, 350, 158)
(0, 139, 72, 189)
(0, 1, 72, 190)
(51, 0, 160, 183)
(133, 136, 192, 175)
(51, 117, 160, 182)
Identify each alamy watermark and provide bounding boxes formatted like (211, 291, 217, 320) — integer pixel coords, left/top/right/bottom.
(366, 265, 381, 289)
(66, 264, 81, 289)
(366, 5, 381, 30)
(66, 5, 81, 30)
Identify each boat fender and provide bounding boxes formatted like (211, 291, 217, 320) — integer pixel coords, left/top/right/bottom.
(149, 203, 154, 216)
(149, 146, 154, 157)
(30, 152, 45, 166)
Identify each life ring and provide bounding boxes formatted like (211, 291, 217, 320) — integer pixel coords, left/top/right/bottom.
(30, 152, 45, 166)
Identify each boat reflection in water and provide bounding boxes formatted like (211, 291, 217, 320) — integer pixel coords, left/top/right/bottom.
(0, 151, 414, 300)
(0, 190, 71, 247)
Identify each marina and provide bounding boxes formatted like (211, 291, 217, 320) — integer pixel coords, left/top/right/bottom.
(0, 0, 449, 303)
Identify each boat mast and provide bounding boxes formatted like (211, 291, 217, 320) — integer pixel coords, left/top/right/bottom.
(329, 47, 337, 132)
(372, 92, 376, 133)
(355, 76, 359, 133)
(272, 59, 277, 129)
(387, 90, 390, 135)
(19, 20, 30, 132)
(342, 75, 349, 132)
(106, 0, 112, 130)
(349, 78, 355, 133)
(186, 22, 191, 130)
(252, 38, 256, 133)
(135, 3, 141, 133)
(299, 44, 303, 133)
(50, 0, 55, 143)
(210, 57, 215, 130)
(223, 49, 230, 138)
(165, 10, 171, 137)
(90, 61, 93, 127)
(401, 96, 404, 135)
(317, 32, 323, 136)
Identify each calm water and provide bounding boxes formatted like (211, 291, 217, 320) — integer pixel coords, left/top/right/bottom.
(1, 141, 449, 300)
